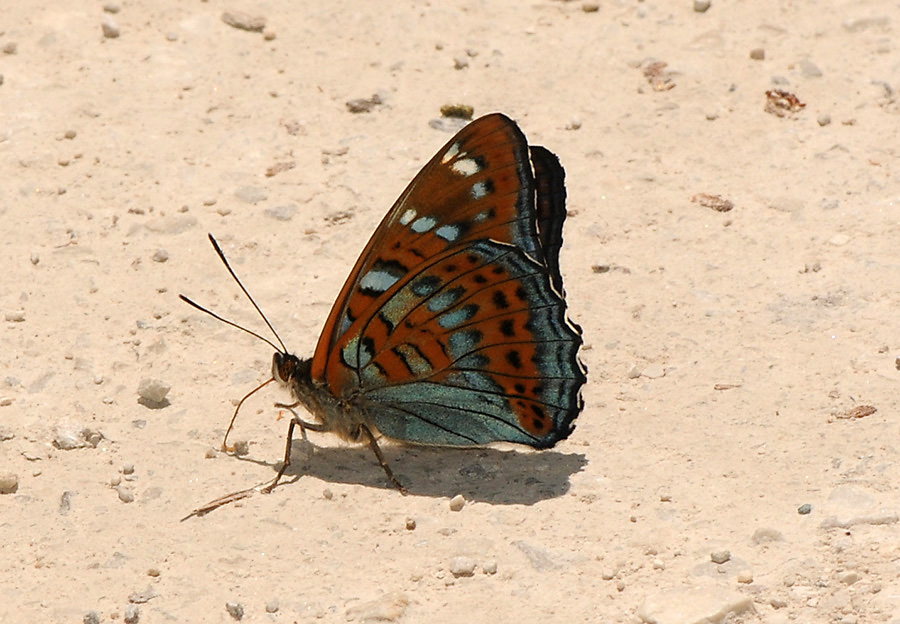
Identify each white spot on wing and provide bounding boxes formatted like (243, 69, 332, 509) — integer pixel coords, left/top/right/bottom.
(360, 269, 401, 294)
(471, 181, 491, 200)
(399, 208, 417, 225)
(435, 224, 460, 242)
(450, 158, 481, 177)
(410, 216, 437, 233)
(441, 142, 461, 165)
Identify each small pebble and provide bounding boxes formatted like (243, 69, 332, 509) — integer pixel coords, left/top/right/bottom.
(798, 503, 812, 515)
(64, 129, 77, 139)
(111, 475, 122, 487)
(152, 249, 169, 263)
(582, 1, 600, 12)
(693, 0, 711, 12)
(829, 234, 850, 246)
(737, 570, 754, 584)
(710, 550, 731, 564)
(453, 56, 469, 70)
(0, 473, 19, 494)
(124, 604, 140, 624)
(405, 518, 416, 530)
(449, 556, 476, 577)
(54, 421, 87, 449)
(102, 15, 120, 38)
(231, 439, 249, 456)
(323, 488, 334, 500)
(84, 612, 101, 624)
(263, 31, 276, 41)
(641, 363, 665, 379)
(817, 114, 831, 126)
(122, 463, 135, 475)
(117, 485, 135, 503)
(2, 42, 17, 55)
(626, 364, 642, 379)
(147, 568, 161, 577)
(59, 491, 75, 514)
(840, 571, 860, 585)
(798, 59, 822, 78)
(137, 378, 170, 405)
(750, 48, 765, 60)
(166, 32, 178, 42)
(103, 2, 121, 13)
(5, 310, 25, 322)
(226, 601, 244, 620)
(751, 527, 784, 543)
(265, 599, 279, 613)
(129, 586, 157, 604)
(205, 447, 217, 459)
(440, 104, 474, 120)
(652, 558, 665, 570)
(601, 569, 616, 580)
(30, 253, 39, 265)
(482, 560, 497, 575)
(221, 11, 266, 32)
(448, 494, 466, 511)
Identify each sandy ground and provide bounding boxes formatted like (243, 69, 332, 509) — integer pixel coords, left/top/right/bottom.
(2, 1, 899, 622)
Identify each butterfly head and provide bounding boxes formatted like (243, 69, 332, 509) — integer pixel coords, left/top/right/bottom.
(272, 351, 311, 387)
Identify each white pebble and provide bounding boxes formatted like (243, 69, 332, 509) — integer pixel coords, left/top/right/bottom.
(840, 571, 860, 585)
(448, 494, 466, 511)
(54, 421, 88, 450)
(693, 0, 711, 12)
(225, 601, 244, 620)
(5, 310, 25, 322)
(829, 233, 850, 246)
(737, 570, 754, 583)
(137, 378, 170, 404)
(265, 599, 279, 613)
(102, 15, 120, 38)
(0, 473, 19, 494)
(449, 557, 476, 577)
(710, 550, 731, 564)
(152, 249, 169, 263)
(122, 463, 135, 475)
(482, 560, 497, 575)
(117, 485, 135, 503)
(124, 604, 140, 624)
(642, 363, 665, 379)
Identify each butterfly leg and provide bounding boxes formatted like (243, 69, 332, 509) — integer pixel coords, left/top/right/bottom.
(263, 406, 329, 493)
(357, 424, 407, 495)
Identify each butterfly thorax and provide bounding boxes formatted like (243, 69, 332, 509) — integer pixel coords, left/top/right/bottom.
(272, 352, 372, 443)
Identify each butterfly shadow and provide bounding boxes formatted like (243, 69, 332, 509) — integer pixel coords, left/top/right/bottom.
(235, 439, 588, 505)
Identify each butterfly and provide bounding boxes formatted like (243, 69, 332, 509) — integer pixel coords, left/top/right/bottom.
(181, 113, 586, 496)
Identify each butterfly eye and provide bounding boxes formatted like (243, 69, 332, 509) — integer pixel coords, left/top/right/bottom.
(273, 352, 297, 384)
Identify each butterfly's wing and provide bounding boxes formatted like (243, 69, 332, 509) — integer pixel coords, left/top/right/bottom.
(313, 114, 543, 381)
(313, 114, 585, 447)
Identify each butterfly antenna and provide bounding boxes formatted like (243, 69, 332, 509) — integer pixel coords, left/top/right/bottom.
(205, 233, 290, 354)
(179, 294, 282, 354)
